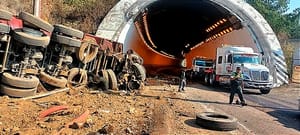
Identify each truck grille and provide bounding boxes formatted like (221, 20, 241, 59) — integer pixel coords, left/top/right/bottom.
(251, 71, 260, 81)
(251, 71, 269, 81)
(261, 71, 269, 81)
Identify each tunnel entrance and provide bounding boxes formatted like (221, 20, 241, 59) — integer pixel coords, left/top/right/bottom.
(134, 0, 242, 59)
(96, 0, 289, 86)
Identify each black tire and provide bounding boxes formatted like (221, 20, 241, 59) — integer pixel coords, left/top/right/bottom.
(12, 31, 50, 47)
(260, 88, 271, 94)
(39, 72, 67, 88)
(67, 68, 88, 89)
(0, 23, 10, 34)
(106, 69, 118, 90)
(51, 34, 82, 47)
(196, 112, 238, 131)
(131, 63, 146, 81)
(204, 73, 210, 85)
(128, 80, 141, 90)
(0, 84, 36, 97)
(1, 72, 39, 89)
(0, 9, 13, 20)
(100, 70, 109, 82)
(76, 38, 99, 63)
(53, 24, 84, 39)
(209, 73, 216, 86)
(22, 27, 44, 37)
(18, 11, 54, 33)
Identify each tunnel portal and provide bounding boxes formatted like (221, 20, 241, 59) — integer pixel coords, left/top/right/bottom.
(96, 0, 288, 86)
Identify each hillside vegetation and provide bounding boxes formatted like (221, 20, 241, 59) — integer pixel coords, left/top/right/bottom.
(0, 0, 119, 34)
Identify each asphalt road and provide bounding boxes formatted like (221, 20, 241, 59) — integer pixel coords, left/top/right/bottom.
(185, 82, 300, 135)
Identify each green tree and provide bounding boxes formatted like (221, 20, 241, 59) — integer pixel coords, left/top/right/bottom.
(246, 0, 290, 35)
(286, 8, 300, 38)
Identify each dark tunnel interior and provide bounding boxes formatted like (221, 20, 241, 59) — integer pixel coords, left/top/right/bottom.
(134, 0, 242, 58)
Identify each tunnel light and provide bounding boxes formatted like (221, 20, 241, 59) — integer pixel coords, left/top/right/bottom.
(160, 51, 175, 58)
(185, 44, 190, 48)
(229, 27, 233, 31)
(205, 18, 228, 33)
(191, 42, 203, 50)
(218, 33, 221, 37)
(220, 31, 224, 35)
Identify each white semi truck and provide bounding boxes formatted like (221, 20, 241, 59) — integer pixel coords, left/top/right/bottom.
(204, 46, 273, 94)
(186, 57, 213, 80)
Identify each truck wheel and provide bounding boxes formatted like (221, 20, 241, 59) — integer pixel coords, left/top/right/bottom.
(1, 72, 39, 89)
(19, 11, 54, 33)
(0, 9, 13, 20)
(196, 112, 237, 131)
(39, 72, 67, 88)
(260, 88, 271, 94)
(53, 24, 84, 39)
(99, 70, 109, 82)
(209, 73, 215, 85)
(0, 23, 10, 34)
(51, 34, 82, 48)
(12, 30, 50, 47)
(106, 69, 118, 90)
(76, 38, 99, 63)
(131, 63, 146, 81)
(67, 68, 88, 89)
(128, 80, 141, 90)
(97, 77, 109, 91)
(204, 73, 210, 85)
(0, 84, 36, 97)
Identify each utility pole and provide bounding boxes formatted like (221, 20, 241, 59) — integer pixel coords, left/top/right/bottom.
(33, 0, 41, 17)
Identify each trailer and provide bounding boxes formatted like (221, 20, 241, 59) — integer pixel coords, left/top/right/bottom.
(0, 10, 146, 97)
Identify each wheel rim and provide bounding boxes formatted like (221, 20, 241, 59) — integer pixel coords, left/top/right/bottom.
(204, 74, 209, 84)
(209, 74, 214, 85)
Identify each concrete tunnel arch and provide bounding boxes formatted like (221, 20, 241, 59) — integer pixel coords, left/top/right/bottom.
(95, 0, 288, 87)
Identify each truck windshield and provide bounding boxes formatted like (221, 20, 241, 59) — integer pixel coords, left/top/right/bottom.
(195, 60, 213, 66)
(233, 54, 259, 64)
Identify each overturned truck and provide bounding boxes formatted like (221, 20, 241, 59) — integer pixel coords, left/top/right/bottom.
(0, 9, 146, 97)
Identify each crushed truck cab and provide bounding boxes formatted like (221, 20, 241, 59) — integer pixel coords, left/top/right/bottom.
(205, 45, 273, 94)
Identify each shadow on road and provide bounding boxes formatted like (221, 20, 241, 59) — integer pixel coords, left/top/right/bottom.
(267, 109, 300, 131)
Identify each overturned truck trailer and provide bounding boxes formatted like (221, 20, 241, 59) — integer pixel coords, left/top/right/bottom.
(96, 0, 289, 87)
(0, 10, 146, 97)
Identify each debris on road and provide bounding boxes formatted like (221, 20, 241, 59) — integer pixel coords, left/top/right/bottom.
(38, 105, 68, 119)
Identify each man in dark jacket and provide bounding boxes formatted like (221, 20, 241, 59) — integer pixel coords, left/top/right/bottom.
(229, 67, 247, 106)
(178, 70, 186, 92)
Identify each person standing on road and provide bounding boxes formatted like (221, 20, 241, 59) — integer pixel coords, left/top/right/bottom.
(178, 70, 186, 92)
(229, 67, 247, 106)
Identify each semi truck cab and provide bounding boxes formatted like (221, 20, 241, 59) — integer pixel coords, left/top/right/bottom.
(208, 46, 273, 94)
